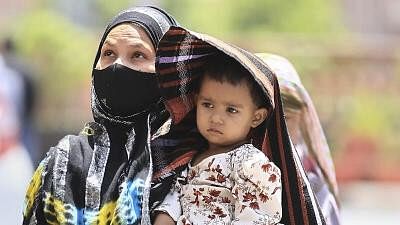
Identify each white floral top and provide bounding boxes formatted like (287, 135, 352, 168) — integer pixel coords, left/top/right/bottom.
(157, 144, 282, 225)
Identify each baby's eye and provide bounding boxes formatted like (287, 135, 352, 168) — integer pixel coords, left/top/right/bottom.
(227, 107, 238, 114)
(201, 102, 213, 108)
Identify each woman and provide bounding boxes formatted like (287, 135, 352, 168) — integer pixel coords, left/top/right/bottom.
(256, 53, 341, 225)
(153, 26, 327, 225)
(23, 6, 197, 225)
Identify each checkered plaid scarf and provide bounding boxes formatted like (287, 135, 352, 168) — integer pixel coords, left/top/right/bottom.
(155, 26, 326, 225)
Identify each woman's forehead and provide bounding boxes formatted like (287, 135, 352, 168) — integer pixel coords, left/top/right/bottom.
(105, 24, 153, 47)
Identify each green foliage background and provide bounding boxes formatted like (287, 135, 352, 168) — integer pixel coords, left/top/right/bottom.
(1, 0, 399, 162)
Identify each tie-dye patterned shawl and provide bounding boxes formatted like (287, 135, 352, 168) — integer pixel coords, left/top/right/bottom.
(155, 26, 326, 225)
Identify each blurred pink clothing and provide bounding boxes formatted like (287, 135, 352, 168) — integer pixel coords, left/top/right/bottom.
(0, 54, 33, 224)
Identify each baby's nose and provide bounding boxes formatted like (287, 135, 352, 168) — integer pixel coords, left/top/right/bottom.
(210, 113, 223, 125)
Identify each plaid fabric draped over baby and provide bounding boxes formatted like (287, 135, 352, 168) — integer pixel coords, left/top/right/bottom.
(155, 26, 327, 225)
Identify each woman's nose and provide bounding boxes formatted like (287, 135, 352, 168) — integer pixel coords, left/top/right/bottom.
(114, 57, 123, 65)
(113, 58, 136, 70)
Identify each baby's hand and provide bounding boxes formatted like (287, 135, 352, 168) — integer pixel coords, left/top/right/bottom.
(153, 212, 175, 225)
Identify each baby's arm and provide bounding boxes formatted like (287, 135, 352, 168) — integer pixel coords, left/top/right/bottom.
(153, 212, 175, 225)
(153, 189, 181, 225)
(153, 176, 184, 225)
(232, 147, 282, 224)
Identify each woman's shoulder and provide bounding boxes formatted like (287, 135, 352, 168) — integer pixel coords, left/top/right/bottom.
(52, 131, 94, 155)
(43, 123, 101, 170)
(53, 134, 93, 159)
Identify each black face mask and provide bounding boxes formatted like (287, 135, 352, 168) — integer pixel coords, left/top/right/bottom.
(93, 63, 161, 117)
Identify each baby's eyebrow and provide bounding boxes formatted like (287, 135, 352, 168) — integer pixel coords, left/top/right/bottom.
(226, 103, 244, 108)
(198, 95, 212, 101)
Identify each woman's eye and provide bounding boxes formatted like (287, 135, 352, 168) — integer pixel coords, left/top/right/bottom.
(132, 52, 145, 59)
(227, 107, 238, 114)
(103, 50, 115, 57)
(201, 102, 213, 108)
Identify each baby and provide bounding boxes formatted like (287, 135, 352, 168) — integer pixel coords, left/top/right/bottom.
(154, 54, 282, 225)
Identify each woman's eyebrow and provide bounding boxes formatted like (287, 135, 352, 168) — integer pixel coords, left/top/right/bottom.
(102, 40, 115, 47)
(128, 43, 148, 49)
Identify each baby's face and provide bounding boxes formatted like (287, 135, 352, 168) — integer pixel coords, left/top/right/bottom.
(196, 76, 266, 150)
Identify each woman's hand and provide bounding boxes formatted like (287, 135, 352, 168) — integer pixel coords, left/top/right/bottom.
(153, 212, 175, 225)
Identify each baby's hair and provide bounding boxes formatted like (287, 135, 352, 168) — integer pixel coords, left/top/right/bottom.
(198, 53, 267, 108)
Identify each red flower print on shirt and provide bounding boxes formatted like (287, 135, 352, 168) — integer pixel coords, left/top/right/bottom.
(261, 163, 272, 172)
(249, 201, 260, 210)
(213, 207, 227, 218)
(269, 174, 277, 182)
(259, 193, 269, 202)
(271, 187, 280, 195)
(209, 189, 221, 197)
(216, 174, 226, 183)
(215, 164, 222, 173)
(205, 158, 215, 172)
(242, 192, 257, 202)
(190, 188, 203, 206)
(202, 195, 213, 204)
(206, 175, 216, 181)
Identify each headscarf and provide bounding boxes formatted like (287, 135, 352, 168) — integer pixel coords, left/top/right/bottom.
(91, 6, 178, 127)
(256, 53, 341, 224)
(155, 26, 327, 225)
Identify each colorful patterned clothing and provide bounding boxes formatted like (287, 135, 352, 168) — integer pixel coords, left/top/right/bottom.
(157, 144, 282, 225)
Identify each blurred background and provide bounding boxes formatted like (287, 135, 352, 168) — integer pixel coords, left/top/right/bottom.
(0, 0, 399, 224)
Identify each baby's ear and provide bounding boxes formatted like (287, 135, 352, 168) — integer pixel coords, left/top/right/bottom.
(251, 107, 268, 128)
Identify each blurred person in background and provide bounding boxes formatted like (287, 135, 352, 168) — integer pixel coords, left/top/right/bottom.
(0, 45, 34, 224)
(22, 6, 202, 225)
(1, 37, 39, 166)
(257, 53, 341, 225)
